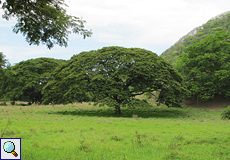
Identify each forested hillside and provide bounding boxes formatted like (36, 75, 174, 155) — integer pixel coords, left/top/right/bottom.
(161, 11, 230, 66)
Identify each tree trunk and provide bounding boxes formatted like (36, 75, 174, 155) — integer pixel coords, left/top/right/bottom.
(114, 105, 121, 114)
(196, 94, 199, 106)
(39, 100, 42, 105)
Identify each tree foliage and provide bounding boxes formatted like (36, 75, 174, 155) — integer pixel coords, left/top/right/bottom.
(0, 0, 92, 49)
(176, 31, 230, 101)
(0, 57, 65, 103)
(0, 52, 9, 100)
(42, 46, 189, 114)
(0, 52, 8, 77)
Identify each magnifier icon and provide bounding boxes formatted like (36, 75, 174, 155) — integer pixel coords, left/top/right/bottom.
(3, 141, 18, 157)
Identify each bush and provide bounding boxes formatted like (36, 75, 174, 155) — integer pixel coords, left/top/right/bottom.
(221, 106, 230, 120)
(10, 101, 15, 105)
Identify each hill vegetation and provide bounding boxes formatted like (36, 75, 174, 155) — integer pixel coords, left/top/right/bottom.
(175, 31, 230, 101)
(160, 11, 230, 104)
(161, 11, 230, 66)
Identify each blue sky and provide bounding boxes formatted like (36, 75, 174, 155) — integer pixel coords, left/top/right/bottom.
(1, 0, 230, 65)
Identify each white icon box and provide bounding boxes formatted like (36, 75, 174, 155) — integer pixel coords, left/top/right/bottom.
(0, 138, 21, 160)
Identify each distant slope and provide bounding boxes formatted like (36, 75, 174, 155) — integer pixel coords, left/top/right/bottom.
(160, 11, 230, 66)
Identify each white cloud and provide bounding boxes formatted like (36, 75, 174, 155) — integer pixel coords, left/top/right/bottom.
(66, 0, 230, 45)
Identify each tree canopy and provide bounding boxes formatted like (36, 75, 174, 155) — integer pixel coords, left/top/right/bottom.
(42, 46, 189, 114)
(0, 57, 65, 103)
(0, 0, 92, 49)
(175, 31, 230, 101)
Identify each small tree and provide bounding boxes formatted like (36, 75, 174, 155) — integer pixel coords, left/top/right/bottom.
(42, 46, 189, 114)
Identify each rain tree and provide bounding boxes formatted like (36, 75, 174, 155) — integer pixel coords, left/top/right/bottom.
(42, 46, 189, 114)
(0, 57, 65, 103)
(0, 0, 92, 49)
(175, 31, 230, 101)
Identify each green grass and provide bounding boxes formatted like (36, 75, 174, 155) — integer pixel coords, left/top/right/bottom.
(0, 102, 230, 160)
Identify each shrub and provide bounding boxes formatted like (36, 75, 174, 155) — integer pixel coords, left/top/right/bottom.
(10, 101, 15, 105)
(221, 106, 230, 120)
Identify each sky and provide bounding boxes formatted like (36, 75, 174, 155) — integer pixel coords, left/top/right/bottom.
(0, 0, 230, 65)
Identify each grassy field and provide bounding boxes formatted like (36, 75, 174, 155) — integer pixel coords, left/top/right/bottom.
(0, 99, 230, 159)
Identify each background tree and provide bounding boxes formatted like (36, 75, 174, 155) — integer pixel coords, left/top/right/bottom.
(42, 46, 189, 114)
(0, 52, 7, 77)
(0, 52, 10, 100)
(0, 0, 92, 49)
(175, 31, 230, 101)
(0, 57, 65, 104)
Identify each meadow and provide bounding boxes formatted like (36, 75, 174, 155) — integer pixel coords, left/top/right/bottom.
(0, 98, 230, 160)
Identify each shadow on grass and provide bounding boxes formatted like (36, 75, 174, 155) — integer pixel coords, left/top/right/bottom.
(48, 107, 188, 119)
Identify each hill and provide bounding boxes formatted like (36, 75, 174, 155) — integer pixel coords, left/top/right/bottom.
(160, 11, 230, 66)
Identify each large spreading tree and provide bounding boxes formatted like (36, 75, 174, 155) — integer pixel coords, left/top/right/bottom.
(42, 46, 189, 114)
(0, 57, 65, 103)
(175, 31, 230, 101)
(0, 0, 92, 49)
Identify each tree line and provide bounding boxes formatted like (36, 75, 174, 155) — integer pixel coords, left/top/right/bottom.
(0, 47, 189, 114)
(2, 30, 229, 112)
(1, 35, 229, 113)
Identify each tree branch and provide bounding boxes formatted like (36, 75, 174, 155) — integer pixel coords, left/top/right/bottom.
(131, 92, 144, 97)
(130, 88, 156, 97)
